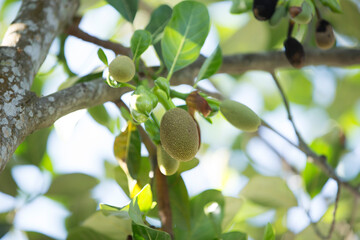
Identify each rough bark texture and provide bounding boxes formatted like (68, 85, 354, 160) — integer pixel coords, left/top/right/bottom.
(1, 0, 360, 172)
(0, 0, 80, 170)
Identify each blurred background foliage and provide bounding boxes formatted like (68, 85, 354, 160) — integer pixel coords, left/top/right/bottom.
(1, 0, 360, 239)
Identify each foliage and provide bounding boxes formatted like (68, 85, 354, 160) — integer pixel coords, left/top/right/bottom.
(1, 0, 360, 240)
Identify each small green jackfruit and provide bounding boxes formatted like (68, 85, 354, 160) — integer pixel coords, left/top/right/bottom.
(108, 55, 135, 83)
(157, 145, 180, 176)
(160, 108, 199, 162)
(220, 100, 261, 132)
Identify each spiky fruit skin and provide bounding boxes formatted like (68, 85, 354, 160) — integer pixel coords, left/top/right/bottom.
(157, 145, 180, 176)
(315, 19, 335, 50)
(253, 0, 278, 21)
(284, 37, 305, 68)
(160, 108, 199, 162)
(108, 56, 135, 83)
(220, 100, 261, 132)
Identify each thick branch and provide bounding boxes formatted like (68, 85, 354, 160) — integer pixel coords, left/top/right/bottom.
(0, 0, 79, 171)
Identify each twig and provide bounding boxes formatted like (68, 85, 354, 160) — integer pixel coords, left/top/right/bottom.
(326, 181, 341, 239)
(65, 23, 131, 56)
(258, 134, 299, 174)
(307, 181, 341, 240)
(268, 71, 360, 197)
(112, 99, 174, 238)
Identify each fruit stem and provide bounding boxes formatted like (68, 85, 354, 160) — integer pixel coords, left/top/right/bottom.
(155, 89, 176, 110)
(151, 112, 160, 129)
(121, 82, 137, 90)
(287, 20, 295, 38)
(170, 89, 221, 106)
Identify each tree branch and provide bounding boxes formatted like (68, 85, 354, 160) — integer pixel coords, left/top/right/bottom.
(0, 0, 80, 171)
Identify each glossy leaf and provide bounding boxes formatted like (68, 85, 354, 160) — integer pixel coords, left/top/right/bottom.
(189, 189, 225, 240)
(263, 223, 275, 240)
(129, 198, 144, 226)
(196, 46, 222, 82)
(132, 221, 171, 240)
(144, 119, 160, 144)
(97, 48, 108, 66)
(302, 161, 328, 198)
(114, 166, 130, 197)
(88, 104, 118, 133)
(83, 211, 132, 239)
(134, 184, 153, 213)
(113, 122, 142, 179)
(240, 175, 297, 208)
(105, 0, 138, 22)
(46, 173, 99, 198)
(161, 1, 210, 75)
(67, 227, 112, 240)
(320, 0, 341, 13)
(145, 4, 173, 44)
(131, 30, 152, 60)
(167, 174, 191, 239)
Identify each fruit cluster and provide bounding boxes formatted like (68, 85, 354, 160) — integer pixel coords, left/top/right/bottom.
(252, 0, 336, 68)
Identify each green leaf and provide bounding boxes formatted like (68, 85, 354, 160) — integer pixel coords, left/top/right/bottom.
(67, 227, 112, 240)
(46, 173, 99, 198)
(132, 221, 171, 240)
(134, 184, 153, 213)
(263, 223, 275, 240)
(0, 223, 11, 238)
(66, 195, 98, 229)
(114, 166, 130, 197)
(131, 30, 152, 60)
(302, 162, 328, 198)
(178, 158, 200, 173)
(319, 0, 341, 13)
(0, 166, 18, 197)
(113, 123, 142, 179)
(26, 231, 55, 240)
(221, 197, 243, 231)
(145, 5, 172, 63)
(189, 190, 225, 240)
(144, 119, 160, 144)
(97, 48, 108, 66)
(14, 128, 51, 166)
(83, 211, 132, 239)
(167, 174, 191, 240)
(240, 175, 297, 208)
(129, 198, 145, 226)
(221, 231, 247, 240)
(145, 5, 173, 44)
(88, 104, 118, 133)
(105, 0, 138, 22)
(230, 0, 252, 14)
(161, 1, 210, 76)
(99, 203, 130, 218)
(196, 45, 222, 83)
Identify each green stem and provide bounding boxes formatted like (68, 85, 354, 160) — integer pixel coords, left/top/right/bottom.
(151, 112, 160, 129)
(155, 89, 176, 110)
(170, 89, 221, 106)
(121, 82, 136, 90)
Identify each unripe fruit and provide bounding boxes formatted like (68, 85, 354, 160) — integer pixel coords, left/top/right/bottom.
(160, 108, 199, 162)
(289, 1, 313, 24)
(253, 0, 278, 21)
(315, 19, 335, 50)
(157, 145, 180, 176)
(284, 37, 305, 68)
(220, 100, 261, 132)
(108, 56, 135, 83)
(269, 5, 287, 26)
